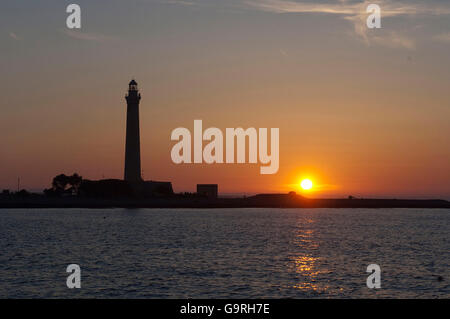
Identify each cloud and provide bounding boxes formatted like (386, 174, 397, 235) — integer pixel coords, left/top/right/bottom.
(9, 32, 21, 41)
(62, 30, 117, 42)
(243, 0, 450, 49)
(163, 0, 196, 5)
(128, 0, 450, 49)
(433, 33, 450, 43)
(371, 31, 416, 49)
(244, 0, 450, 16)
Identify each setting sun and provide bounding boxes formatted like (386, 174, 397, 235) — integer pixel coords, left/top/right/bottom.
(300, 179, 313, 190)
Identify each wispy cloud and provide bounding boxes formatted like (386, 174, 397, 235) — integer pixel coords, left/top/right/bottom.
(62, 30, 117, 42)
(9, 32, 21, 41)
(124, 0, 450, 49)
(163, 0, 196, 5)
(245, 0, 450, 17)
(243, 0, 450, 49)
(371, 31, 416, 49)
(433, 33, 450, 43)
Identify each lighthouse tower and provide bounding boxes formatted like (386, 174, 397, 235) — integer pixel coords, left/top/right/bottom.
(124, 79, 142, 182)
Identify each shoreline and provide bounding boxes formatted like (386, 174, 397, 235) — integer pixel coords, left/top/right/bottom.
(1, 194, 449, 209)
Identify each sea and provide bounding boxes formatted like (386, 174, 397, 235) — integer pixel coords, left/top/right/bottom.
(0, 208, 448, 298)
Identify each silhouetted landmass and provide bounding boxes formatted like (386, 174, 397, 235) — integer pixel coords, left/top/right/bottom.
(43, 174, 173, 198)
(0, 192, 449, 209)
(1, 173, 448, 209)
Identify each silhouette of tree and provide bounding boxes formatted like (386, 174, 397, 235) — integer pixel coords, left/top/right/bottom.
(52, 174, 69, 193)
(68, 173, 82, 194)
(46, 173, 83, 196)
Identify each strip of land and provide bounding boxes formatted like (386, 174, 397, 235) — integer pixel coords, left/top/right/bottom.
(1, 194, 449, 209)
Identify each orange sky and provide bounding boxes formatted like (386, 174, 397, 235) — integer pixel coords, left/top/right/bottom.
(1, 1, 450, 198)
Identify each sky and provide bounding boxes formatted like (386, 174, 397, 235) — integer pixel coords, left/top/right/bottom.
(1, 0, 450, 198)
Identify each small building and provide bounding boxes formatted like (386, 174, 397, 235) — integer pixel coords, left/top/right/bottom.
(197, 184, 218, 199)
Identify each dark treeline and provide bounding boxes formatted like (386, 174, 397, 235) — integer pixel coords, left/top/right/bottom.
(1, 173, 172, 199)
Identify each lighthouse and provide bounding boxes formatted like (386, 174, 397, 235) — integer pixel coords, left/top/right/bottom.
(124, 79, 142, 182)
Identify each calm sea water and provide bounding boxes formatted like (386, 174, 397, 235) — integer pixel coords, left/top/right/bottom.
(0, 208, 448, 298)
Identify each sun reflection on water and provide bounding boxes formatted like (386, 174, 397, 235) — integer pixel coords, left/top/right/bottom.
(289, 217, 329, 293)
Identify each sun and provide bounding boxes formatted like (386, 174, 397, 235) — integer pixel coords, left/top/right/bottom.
(300, 179, 313, 190)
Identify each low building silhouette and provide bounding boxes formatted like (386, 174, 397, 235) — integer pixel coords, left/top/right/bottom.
(79, 179, 173, 198)
(197, 184, 218, 199)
